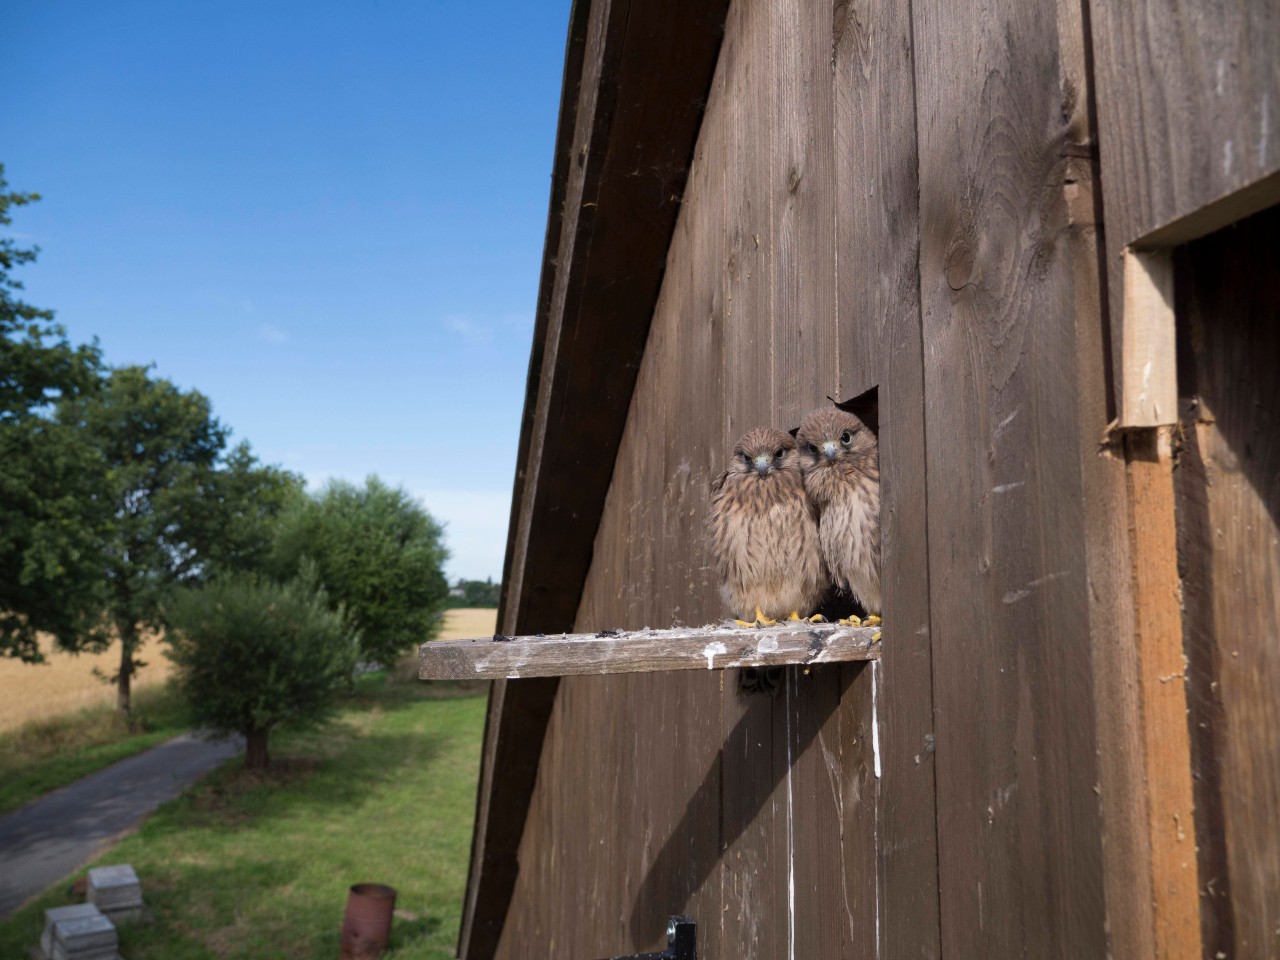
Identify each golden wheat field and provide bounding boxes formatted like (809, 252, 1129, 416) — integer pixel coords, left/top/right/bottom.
(0, 634, 174, 733)
(0, 609, 498, 734)
(436, 607, 498, 641)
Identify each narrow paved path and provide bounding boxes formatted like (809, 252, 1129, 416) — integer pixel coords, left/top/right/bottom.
(0, 733, 242, 918)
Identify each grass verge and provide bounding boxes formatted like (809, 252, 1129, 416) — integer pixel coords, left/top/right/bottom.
(0, 683, 189, 816)
(0, 671, 487, 960)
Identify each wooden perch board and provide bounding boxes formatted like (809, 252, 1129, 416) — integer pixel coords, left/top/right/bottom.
(419, 622, 881, 681)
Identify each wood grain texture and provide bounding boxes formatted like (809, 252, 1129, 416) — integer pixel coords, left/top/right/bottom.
(1175, 205, 1280, 960)
(1088, 0, 1280, 249)
(911, 0, 1107, 954)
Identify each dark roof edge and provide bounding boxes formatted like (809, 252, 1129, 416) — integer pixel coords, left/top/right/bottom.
(459, 1, 730, 957)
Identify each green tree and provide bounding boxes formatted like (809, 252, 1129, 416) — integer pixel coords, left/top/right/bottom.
(270, 477, 449, 668)
(0, 164, 108, 662)
(56, 366, 302, 712)
(166, 569, 357, 770)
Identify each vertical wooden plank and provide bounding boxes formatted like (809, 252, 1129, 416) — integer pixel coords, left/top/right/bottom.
(832, 0, 940, 955)
(722, 0, 774, 440)
(1175, 205, 1280, 960)
(1120, 248, 1176, 427)
(771, 0, 837, 419)
(911, 0, 1107, 954)
(718, 3, 785, 959)
(1124, 426, 1201, 959)
(766, 2, 868, 958)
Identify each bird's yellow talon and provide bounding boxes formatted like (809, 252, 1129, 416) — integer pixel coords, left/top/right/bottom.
(734, 619, 757, 628)
(753, 606, 777, 627)
(872, 630, 882, 641)
(839, 615, 862, 627)
(865, 614, 882, 625)
(807, 614, 825, 623)
(787, 610, 802, 621)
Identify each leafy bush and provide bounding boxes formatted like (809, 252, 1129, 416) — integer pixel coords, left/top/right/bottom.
(270, 477, 449, 668)
(165, 570, 357, 769)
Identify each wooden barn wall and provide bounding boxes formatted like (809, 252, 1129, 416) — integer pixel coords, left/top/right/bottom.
(495, 0, 1119, 956)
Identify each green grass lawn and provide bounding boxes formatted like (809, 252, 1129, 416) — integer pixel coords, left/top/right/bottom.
(0, 672, 487, 960)
(0, 683, 190, 817)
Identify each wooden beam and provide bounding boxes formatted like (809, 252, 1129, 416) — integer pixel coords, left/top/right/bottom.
(1120, 247, 1177, 427)
(421, 623, 881, 681)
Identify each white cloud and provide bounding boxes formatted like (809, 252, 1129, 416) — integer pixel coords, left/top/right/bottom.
(443, 315, 493, 344)
(257, 324, 288, 343)
(412, 487, 512, 582)
(443, 313, 532, 345)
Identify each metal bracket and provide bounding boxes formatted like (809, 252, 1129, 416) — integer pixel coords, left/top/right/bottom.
(599, 916, 696, 960)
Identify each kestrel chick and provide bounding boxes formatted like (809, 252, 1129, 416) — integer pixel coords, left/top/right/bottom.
(708, 427, 827, 626)
(796, 407, 881, 620)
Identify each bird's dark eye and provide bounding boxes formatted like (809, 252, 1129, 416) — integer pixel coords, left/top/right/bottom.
(774, 449, 783, 461)
(840, 430, 852, 444)
(807, 443, 818, 455)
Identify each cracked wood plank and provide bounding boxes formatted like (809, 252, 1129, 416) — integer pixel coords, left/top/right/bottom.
(420, 622, 880, 681)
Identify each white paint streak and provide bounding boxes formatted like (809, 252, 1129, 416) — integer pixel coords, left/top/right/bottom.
(872, 660, 882, 957)
(991, 481, 1025, 494)
(994, 408, 1019, 436)
(1028, 569, 1071, 588)
(1216, 57, 1227, 95)
(1223, 139, 1235, 176)
(785, 675, 796, 960)
(1004, 569, 1071, 603)
(871, 661, 882, 779)
(757, 635, 779, 654)
(702, 641, 727, 669)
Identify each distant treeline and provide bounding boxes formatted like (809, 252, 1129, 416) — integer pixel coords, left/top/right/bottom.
(447, 578, 501, 608)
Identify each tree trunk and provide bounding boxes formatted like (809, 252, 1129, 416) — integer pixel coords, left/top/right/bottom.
(245, 729, 271, 771)
(116, 632, 133, 716)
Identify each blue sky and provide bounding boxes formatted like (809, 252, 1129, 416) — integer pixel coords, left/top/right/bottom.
(4, 1, 571, 581)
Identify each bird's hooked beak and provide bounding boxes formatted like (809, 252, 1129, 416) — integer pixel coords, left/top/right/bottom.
(752, 455, 772, 476)
(821, 440, 838, 460)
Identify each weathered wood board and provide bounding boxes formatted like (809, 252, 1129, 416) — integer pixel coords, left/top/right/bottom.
(420, 622, 880, 681)
(913, 0, 1107, 954)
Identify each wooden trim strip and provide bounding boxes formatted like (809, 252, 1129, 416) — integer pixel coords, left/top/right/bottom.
(421, 623, 881, 681)
(1126, 426, 1202, 959)
(1120, 247, 1176, 428)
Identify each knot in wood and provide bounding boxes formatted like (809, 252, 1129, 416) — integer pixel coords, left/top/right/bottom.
(945, 241, 976, 291)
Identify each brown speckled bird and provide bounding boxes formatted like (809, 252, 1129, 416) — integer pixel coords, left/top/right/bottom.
(708, 427, 827, 626)
(796, 407, 881, 623)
